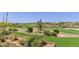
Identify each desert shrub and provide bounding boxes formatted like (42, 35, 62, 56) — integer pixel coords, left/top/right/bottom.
(9, 28, 18, 31)
(52, 32, 58, 37)
(0, 38, 5, 42)
(26, 35, 45, 47)
(43, 30, 52, 36)
(12, 28, 18, 31)
(27, 27, 33, 33)
(26, 35, 35, 47)
(9, 28, 13, 31)
(0, 42, 9, 47)
(20, 40, 26, 46)
(43, 29, 59, 37)
(53, 29, 59, 33)
(13, 36, 18, 41)
(37, 40, 47, 47)
(0, 35, 6, 42)
(0, 31, 11, 35)
(52, 29, 59, 37)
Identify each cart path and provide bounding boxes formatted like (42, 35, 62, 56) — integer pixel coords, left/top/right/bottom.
(57, 33, 79, 37)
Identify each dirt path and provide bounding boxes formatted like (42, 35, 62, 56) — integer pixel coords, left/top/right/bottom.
(64, 28, 79, 30)
(57, 33, 79, 37)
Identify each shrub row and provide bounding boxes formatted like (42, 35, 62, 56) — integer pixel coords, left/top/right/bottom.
(43, 29, 59, 37)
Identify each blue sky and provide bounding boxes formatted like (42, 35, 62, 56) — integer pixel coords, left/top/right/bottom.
(0, 12, 79, 23)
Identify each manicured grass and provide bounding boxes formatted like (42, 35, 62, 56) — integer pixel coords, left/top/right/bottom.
(12, 32, 39, 40)
(45, 28, 79, 34)
(59, 29, 79, 34)
(12, 32, 30, 40)
(45, 36, 79, 47)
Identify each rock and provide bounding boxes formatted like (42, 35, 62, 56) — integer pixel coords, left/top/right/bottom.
(43, 42, 56, 47)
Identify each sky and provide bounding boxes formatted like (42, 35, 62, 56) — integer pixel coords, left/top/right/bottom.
(0, 12, 79, 23)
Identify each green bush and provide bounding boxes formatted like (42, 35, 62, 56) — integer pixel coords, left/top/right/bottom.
(43, 30, 59, 37)
(0, 35, 6, 42)
(13, 28, 18, 31)
(13, 36, 18, 41)
(27, 27, 33, 33)
(9, 28, 18, 31)
(43, 30, 52, 36)
(52, 29, 59, 37)
(52, 32, 58, 37)
(53, 29, 59, 33)
(9, 28, 13, 31)
(0, 42, 9, 47)
(26, 35, 35, 47)
(0, 31, 11, 35)
(26, 35, 45, 47)
(37, 40, 47, 47)
(20, 40, 26, 46)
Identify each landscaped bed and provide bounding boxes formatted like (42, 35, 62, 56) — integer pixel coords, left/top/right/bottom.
(10, 31, 79, 47)
(11, 28, 79, 47)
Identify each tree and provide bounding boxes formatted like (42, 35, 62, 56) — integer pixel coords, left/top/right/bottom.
(37, 19, 43, 33)
(2, 13, 9, 33)
(0, 13, 11, 35)
(0, 22, 10, 28)
(58, 22, 65, 28)
(27, 26, 33, 33)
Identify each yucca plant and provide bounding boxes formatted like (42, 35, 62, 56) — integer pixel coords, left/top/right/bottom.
(26, 35, 45, 47)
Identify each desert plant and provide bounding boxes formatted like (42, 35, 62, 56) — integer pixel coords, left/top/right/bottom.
(26, 35, 45, 47)
(52, 29, 59, 37)
(0, 31, 11, 35)
(9, 28, 13, 31)
(43, 29, 59, 37)
(13, 36, 19, 41)
(27, 26, 33, 33)
(52, 32, 58, 37)
(53, 29, 59, 33)
(9, 28, 18, 31)
(20, 40, 26, 46)
(43, 30, 52, 36)
(0, 42, 9, 47)
(27, 35, 35, 47)
(0, 35, 6, 43)
(37, 40, 47, 47)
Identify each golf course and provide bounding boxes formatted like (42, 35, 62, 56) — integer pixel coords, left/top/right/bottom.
(0, 12, 79, 47)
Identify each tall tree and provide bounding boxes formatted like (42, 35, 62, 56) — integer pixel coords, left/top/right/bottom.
(37, 19, 42, 33)
(3, 14, 5, 32)
(6, 12, 8, 23)
(3, 12, 8, 33)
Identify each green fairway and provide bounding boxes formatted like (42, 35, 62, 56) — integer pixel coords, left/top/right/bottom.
(44, 28, 79, 34)
(45, 36, 79, 47)
(59, 29, 79, 34)
(12, 32, 29, 40)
